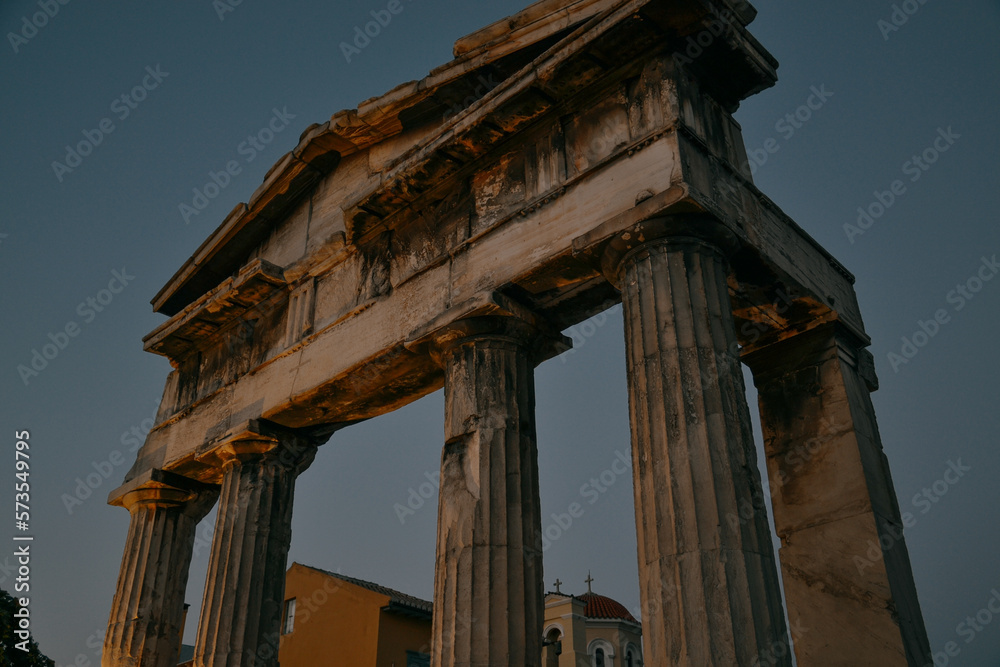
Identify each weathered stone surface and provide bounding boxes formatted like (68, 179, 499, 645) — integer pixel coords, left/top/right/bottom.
(428, 317, 545, 667)
(193, 428, 319, 667)
(104, 2, 931, 665)
(606, 218, 789, 666)
(103, 471, 217, 667)
(744, 325, 932, 666)
(121, 6, 834, 489)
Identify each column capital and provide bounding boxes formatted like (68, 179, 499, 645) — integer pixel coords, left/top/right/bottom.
(195, 419, 324, 475)
(109, 468, 218, 518)
(600, 214, 740, 287)
(431, 314, 540, 350)
(406, 292, 571, 367)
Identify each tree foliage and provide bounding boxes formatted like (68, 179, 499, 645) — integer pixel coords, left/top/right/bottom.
(0, 588, 54, 667)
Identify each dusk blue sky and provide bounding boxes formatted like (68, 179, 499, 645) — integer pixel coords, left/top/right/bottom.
(1, 1, 998, 664)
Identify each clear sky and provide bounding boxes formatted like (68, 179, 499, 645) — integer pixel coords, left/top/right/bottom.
(1, 0, 998, 664)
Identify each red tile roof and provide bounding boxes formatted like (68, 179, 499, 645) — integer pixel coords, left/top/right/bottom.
(577, 592, 639, 624)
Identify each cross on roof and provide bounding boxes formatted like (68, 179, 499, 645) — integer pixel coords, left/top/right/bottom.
(553, 578, 563, 594)
(585, 571, 594, 593)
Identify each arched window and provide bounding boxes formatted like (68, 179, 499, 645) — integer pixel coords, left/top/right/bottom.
(543, 627, 563, 667)
(588, 638, 615, 667)
(626, 650, 634, 667)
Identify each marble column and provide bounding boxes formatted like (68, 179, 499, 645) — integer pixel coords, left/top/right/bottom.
(193, 428, 318, 667)
(104, 470, 217, 667)
(427, 316, 546, 667)
(744, 323, 931, 666)
(603, 216, 790, 666)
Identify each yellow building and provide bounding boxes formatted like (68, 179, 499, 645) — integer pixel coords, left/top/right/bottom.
(179, 567, 639, 666)
(543, 578, 643, 667)
(278, 563, 433, 667)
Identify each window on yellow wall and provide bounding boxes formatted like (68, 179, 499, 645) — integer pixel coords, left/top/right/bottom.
(282, 598, 296, 634)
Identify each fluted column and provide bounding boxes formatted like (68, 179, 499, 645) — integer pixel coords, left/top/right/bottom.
(744, 324, 931, 666)
(104, 470, 218, 667)
(603, 216, 790, 666)
(193, 427, 318, 667)
(426, 316, 546, 667)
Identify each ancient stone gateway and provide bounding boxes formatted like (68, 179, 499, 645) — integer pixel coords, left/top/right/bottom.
(104, 1, 932, 665)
